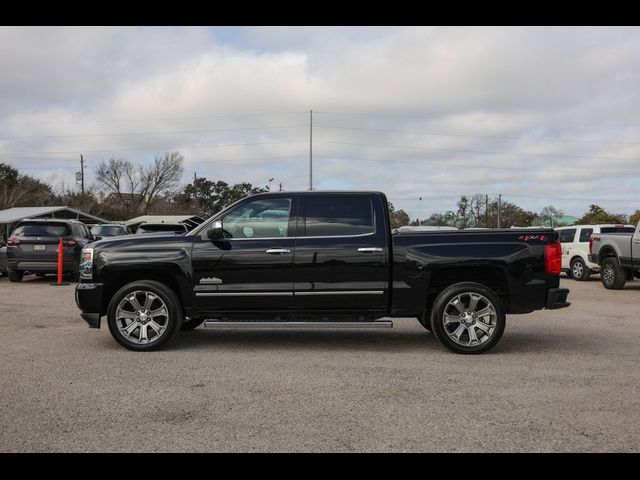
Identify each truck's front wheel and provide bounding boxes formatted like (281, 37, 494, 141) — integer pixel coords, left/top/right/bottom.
(601, 257, 627, 290)
(107, 280, 182, 351)
(430, 282, 505, 354)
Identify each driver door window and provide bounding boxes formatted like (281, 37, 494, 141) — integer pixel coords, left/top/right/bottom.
(222, 198, 293, 239)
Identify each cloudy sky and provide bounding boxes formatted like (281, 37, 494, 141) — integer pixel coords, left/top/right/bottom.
(1, 26, 640, 219)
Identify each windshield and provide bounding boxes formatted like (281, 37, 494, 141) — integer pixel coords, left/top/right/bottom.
(137, 224, 186, 233)
(12, 223, 70, 237)
(600, 227, 636, 234)
(91, 225, 126, 236)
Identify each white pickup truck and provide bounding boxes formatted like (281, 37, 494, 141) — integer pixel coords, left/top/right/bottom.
(589, 222, 640, 289)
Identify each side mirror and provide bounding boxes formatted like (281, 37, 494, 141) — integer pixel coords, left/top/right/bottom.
(206, 221, 225, 241)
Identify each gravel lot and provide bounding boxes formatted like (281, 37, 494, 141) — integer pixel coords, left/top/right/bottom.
(0, 274, 639, 452)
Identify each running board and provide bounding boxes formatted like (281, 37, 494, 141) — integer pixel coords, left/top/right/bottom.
(203, 320, 393, 329)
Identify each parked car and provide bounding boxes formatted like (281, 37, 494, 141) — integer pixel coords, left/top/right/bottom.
(90, 224, 129, 240)
(76, 191, 569, 354)
(6, 218, 95, 282)
(556, 224, 635, 281)
(135, 222, 188, 235)
(0, 240, 7, 277)
(589, 222, 640, 289)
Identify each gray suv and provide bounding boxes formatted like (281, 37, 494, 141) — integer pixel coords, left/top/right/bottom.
(6, 218, 95, 282)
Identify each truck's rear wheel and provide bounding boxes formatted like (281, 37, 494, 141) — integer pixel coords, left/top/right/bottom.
(570, 257, 590, 281)
(8, 270, 23, 282)
(430, 282, 505, 354)
(107, 280, 182, 351)
(601, 257, 626, 290)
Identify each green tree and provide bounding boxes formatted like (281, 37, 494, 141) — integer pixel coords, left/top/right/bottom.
(0, 163, 57, 210)
(175, 177, 266, 218)
(577, 204, 627, 225)
(388, 202, 410, 229)
(628, 209, 640, 226)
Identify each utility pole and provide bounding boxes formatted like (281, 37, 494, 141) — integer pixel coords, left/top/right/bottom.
(309, 109, 313, 191)
(485, 194, 489, 228)
(419, 197, 423, 226)
(497, 194, 502, 229)
(278, 182, 283, 192)
(267, 177, 274, 191)
(80, 154, 85, 197)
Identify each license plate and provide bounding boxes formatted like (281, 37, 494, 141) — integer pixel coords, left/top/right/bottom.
(33, 244, 46, 251)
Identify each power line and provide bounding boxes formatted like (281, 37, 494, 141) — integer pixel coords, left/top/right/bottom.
(315, 124, 640, 146)
(313, 111, 639, 129)
(13, 154, 305, 171)
(317, 140, 640, 163)
(0, 125, 308, 141)
(313, 154, 640, 178)
(0, 111, 308, 127)
(0, 140, 307, 157)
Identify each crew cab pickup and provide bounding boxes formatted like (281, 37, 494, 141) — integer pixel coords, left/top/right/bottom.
(589, 222, 640, 289)
(75, 191, 570, 354)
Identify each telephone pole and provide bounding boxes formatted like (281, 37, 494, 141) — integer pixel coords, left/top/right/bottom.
(497, 194, 502, 229)
(485, 194, 489, 228)
(309, 109, 313, 191)
(279, 182, 283, 192)
(80, 154, 85, 196)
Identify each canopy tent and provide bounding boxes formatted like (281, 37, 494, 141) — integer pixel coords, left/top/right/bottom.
(124, 214, 205, 232)
(0, 206, 109, 240)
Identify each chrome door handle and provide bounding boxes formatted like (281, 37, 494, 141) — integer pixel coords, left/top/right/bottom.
(265, 248, 291, 254)
(633, 239, 640, 244)
(357, 247, 383, 253)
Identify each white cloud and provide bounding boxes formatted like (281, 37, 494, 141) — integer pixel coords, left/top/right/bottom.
(1, 26, 640, 218)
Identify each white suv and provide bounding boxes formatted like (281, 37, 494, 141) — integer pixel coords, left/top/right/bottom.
(555, 224, 635, 280)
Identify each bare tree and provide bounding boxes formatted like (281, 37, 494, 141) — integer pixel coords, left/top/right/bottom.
(140, 151, 184, 213)
(95, 152, 184, 216)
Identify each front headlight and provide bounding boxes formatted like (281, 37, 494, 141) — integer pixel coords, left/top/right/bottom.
(80, 248, 94, 279)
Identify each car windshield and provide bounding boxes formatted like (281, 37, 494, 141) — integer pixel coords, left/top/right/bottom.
(12, 223, 70, 237)
(91, 225, 126, 236)
(137, 224, 185, 233)
(600, 227, 636, 234)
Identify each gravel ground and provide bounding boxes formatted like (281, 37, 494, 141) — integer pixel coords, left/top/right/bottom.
(0, 274, 639, 452)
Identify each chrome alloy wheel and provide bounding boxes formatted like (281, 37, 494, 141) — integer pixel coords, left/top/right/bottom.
(602, 264, 615, 285)
(442, 292, 497, 347)
(115, 290, 169, 345)
(572, 261, 584, 278)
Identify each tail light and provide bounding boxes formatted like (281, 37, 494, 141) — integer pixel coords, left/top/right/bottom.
(7, 237, 19, 246)
(544, 241, 562, 275)
(62, 238, 77, 247)
(589, 235, 594, 254)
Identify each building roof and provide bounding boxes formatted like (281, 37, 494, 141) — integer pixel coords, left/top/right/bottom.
(0, 206, 109, 225)
(124, 214, 205, 230)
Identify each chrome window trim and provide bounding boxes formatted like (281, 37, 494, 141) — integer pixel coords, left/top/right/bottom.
(296, 291, 384, 296)
(223, 231, 377, 241)
(196, 292, 294, 297)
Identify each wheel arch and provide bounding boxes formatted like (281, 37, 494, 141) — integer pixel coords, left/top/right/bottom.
(101, 266, 188, 315)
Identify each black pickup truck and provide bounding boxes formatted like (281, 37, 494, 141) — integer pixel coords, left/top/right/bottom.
(75, 191, 569, 354)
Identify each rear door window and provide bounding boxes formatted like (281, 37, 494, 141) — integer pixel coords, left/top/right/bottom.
(13, 223, 71, 237)
(558, 228, 576, 243)
(578, 228, 593, 243)
(304, 196, 374, 237)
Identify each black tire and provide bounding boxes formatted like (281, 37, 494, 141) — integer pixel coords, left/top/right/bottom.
(601, 257, 626, 290)
(570, 257, 590, 281)
(8, 270, 23, 282)
(416, 314, 432, 331)
(181, 318, 205, 331)
(107, 280, 183, 351)
(430, 282, 506, 354)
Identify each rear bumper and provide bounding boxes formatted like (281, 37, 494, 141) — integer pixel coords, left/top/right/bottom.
(546, 288, 570, 309)
(9, 258, 79, 272)
(75, 282, 103, 328)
